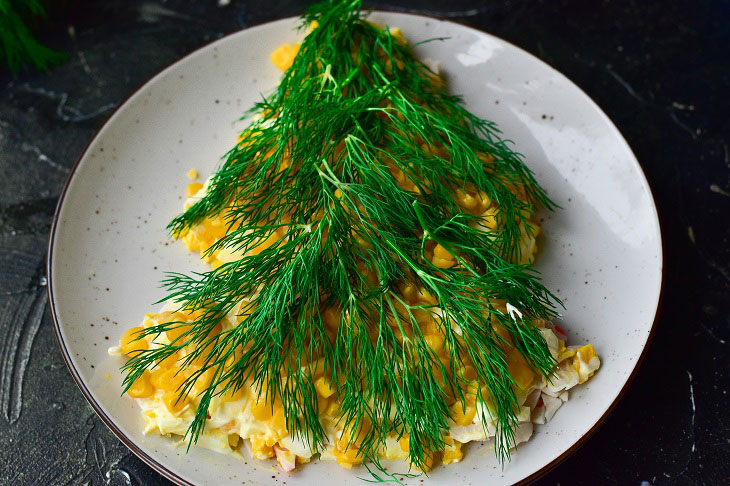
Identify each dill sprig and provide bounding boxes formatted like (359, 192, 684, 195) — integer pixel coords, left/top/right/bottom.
(122, 0, 560, 471)
(0, 0, 65, 73)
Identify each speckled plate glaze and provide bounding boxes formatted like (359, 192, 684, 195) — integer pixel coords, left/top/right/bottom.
(48, 11, 663, 486)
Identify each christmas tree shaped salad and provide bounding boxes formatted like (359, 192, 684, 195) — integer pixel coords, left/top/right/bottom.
(111, 0, 600, 476)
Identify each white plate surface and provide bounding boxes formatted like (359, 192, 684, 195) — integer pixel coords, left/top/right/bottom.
(48, 12, 663, 486)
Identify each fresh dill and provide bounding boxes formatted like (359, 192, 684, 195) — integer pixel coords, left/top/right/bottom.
(0, 0, 65, 73)
(122, 0, 560, 472)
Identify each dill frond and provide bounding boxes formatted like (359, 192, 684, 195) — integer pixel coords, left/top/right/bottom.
(0, 0, 65, 73)
(122, 0, 560, 471)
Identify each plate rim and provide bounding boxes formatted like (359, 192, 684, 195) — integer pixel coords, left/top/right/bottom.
(46, 10, 665, 486)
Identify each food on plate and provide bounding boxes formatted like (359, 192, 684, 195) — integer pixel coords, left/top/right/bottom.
(112, 0, 600, 475)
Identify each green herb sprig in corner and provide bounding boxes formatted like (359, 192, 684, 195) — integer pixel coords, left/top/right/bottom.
(0, 0, 65, 73)
(123, 0, 560, 475)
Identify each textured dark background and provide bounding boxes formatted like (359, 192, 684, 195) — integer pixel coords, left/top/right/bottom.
(1, 1, 729, 485)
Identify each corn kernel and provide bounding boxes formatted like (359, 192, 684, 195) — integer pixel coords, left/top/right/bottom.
(442, 441, 463, 465)
(398, 435, 410, 452)
(481, 207, 500, 231)
(314, 376, 336, 398)
(186, 182, 203, 197)
(184, 327, 221, 367)
(192, 367, 215, 392)
(325, 401, 339, 417)
(163, 391, 187, 414)
(450, 402, 477, 426)
(270, 43, 300, 71)
(461, 365, 478, 381)
(478, 152, 495, 165)
(320, 307, 339, 328)
(186, 168, 198, 180)
(456, 188, 478, 210)
(271, 407, 287, 436)
(250, 436, 275, 459)
(400, 282, 418, 303)
(415, 450, 436, 472)
(317, 394, 330, 415)
(576, 343, 596, 361)
(127, 370, 154, 398)
(389, 27, 407, 45)
(508, 348, 536, 391)
(151, 367, 186, 392)
(433, 243, 453, 260)
(477, 191, 492, 213)
(150, 367, 167, 389)
(251, 399, 275, 421)
(334, 442, 362, 468)
(121, 327, 147, 356)
(221, 383, 245, 402)
(417, 288, 438, 306)
(432, 256, 456, 269)
(413, 308, 433, 325)
(166, 322, 193, 344)
(156, 350, 179, 369)
(424, 334, 444, 354)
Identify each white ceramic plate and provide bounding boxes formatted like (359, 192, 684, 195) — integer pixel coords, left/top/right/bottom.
(48, 11, 663, 486)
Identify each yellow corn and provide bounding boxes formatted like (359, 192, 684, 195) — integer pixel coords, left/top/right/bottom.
(314, 376, 336, 398)
(155, 350, 179, 369)
(250, 436, 275, 459)
(399, 282, 418, 303)
(461, 365, 478, 381)
(334, 440, 363, 468)
(191, 367, 215, 392)
(449, 402, 477, 426)
(270, 43, 300, 71)
(477, 191, 492, 213)
(325, 401, 339, 417)
(412, 308, 433, 325)
(162, 391, 187, 414)
(415, 450, 436, 472)
(432, 256, 456, 269)
(150, 367, 167, 389)
(417, 287, 438, 306)
(433, 243, 453, 260)
(508, 348, 536, 391)
(456, 188, 478, 210)
(481, 207, 500, 231)
(166, 322, 193, 344)
(424, 334, 444, 354)
(221, 382, 245, 402)
(186, 182, 203, 197)
(398, 435, 410, 452)
(317, 394, 330, 415)
(127, 370, 154, 398)
(432, 250, 454, 270)
(251, 399, 275, 421)
(442, 437, 463, 465)
(389, 27, 407, 45)
(151, 367, 186, 393)
(121, 327, 147, 356)
(184, 326, 221, 367)
(271, 407, 287, 436)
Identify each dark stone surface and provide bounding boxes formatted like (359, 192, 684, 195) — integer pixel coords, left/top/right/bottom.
(0, 1, 728, 484)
